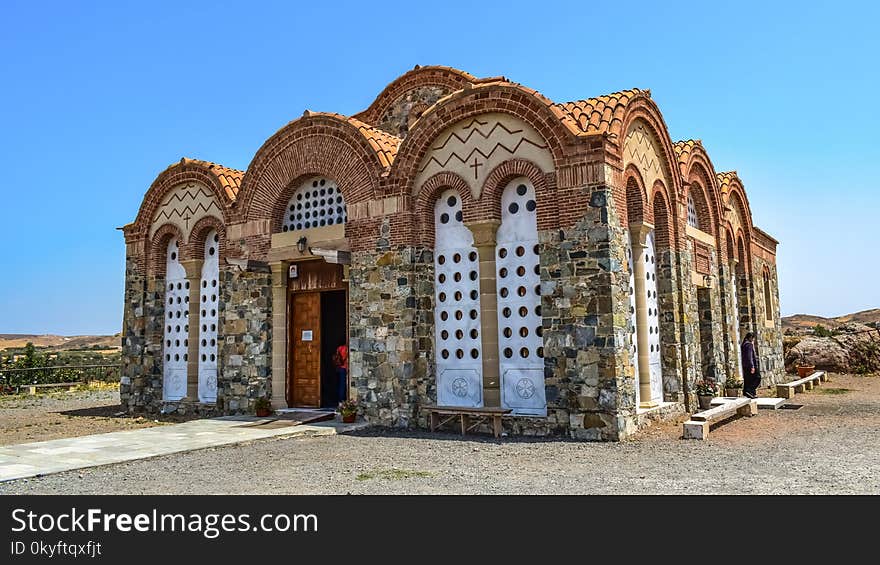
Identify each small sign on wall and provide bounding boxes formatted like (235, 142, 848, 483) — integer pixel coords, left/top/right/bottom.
(301, 330, 313, 341)
(289, 264, 298, 279)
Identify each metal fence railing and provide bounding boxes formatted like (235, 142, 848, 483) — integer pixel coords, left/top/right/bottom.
(0, 364, 121, 391)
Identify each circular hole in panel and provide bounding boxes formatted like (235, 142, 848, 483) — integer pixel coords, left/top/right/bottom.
(175, 339, 180, 347)
(455, 310, 463, 320)
(441, 330, 449, 340)
(441, 350, 449, 359)
(202, 354, 206, 362)
(214, 234, 219, 243)
(516, 246, 525, 257)
(438, 255, 446, 265)
(517, 266, 526, 276)
(211, 295, 216, 302)
(166, 354, 170, 361)
(168, 283, 173, 291)
(499, 248, 508, 259)
(210, 354, 215, 362)
(500, 287, 509, 298)
(534, 285, 541, 296)
(519, 327, 529, 338)
(469, 271, 478, 281)
(210, 339, 215, 347)
(211, 310, 216, 316)
(469, 310, 478, 320)
(455, 329, 464, 340)
(470, 349, 479, 359)
(502, 307, 511, 318)
(453, 253, 461, 263)
(171, 252, 176, 260)
(174, 354, 179, 361)
(517, 286, 527, 297)
(438, 292, 446, 302)
(438, 274, 446, 283)
(468, 251, 477, 262)
(536, 326, 543, 337)
(447, 195, 457, 207)
(535, 305, 542, 316)
(209, 247, 215, 256)
(176, 282, 182, 290)
(166, 340, 171, 347)
(537, 347, 544, 358)
(503, 348, 513, 359)
(470, 329, 478, 339)
(453, 272, 462, 282)
(320, 179, 326, 186)
(533, 244, 540, 255)
(441, 312, 449, 321)
(516, 184, 527, 196)
(499, 267, 508, 278)
(526, 200, 536, 212)
(520, 347, 529, 358)
(519, 306, 528, 317)
(470, 290, 478, 300)
(455, 211, 463, 222)
(211, 324, 216, 331)
(508, 203, 519, 214)
(455, 349, 464, 359)
(503, 327, 512, 338)
(440, 213, 449, 224)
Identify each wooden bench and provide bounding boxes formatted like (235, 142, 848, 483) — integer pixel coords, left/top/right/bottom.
(26, 382, 81, 395)
(682, 397, 758, 440)
(776, 370, 826, 399)
(422, 405, 512, 438)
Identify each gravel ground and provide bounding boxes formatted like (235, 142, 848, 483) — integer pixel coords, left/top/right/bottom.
(2, 373, 878, 495)
(0, 386, 194, 446)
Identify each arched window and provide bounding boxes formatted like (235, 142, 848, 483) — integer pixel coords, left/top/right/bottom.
(282, 177, 346, 232)
(687, 193, 700, 229)
(434, 189, 482, 407)
(763, 268, 773, 321)
(643, 230, 663, 402)
(198, 230, 219, 403)
(496, 178, 545, 416)
(163, 238, 188, 401)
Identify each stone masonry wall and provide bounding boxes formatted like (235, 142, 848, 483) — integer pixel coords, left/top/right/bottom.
(217, 266, 272, 413)
(752, 256, 785, 385)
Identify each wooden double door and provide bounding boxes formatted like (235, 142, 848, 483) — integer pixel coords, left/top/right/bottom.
(286, 261, 348, 408)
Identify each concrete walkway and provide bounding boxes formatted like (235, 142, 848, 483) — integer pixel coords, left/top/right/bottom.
(0, 416, 367, 482)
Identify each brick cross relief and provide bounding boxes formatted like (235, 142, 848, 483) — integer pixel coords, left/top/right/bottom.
(470, 157, 482, 180)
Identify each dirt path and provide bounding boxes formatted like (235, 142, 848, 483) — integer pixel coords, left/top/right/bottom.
(0, 386, 191, 446)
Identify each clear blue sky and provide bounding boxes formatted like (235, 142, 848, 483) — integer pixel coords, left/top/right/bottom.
(1, 0, 877, 335)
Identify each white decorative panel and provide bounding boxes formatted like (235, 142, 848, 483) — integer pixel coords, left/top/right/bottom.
(496, 178, 546, 416)
(434, 190, 482, 407)
(687, 194, 700, 229)
(626, 233, 640, 408)
(643, 231, 663, 403)
(282, 177, 346, 232)
(198, 230, 219, 403)
(150, 182, 221, 242)
(163, 238, 188, 401)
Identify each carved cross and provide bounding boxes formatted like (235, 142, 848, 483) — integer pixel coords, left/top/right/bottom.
(469, 157, 482, 180)
(183, 214, 192, 230)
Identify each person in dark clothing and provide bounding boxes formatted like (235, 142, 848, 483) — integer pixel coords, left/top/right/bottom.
(740, 332, 761, 398)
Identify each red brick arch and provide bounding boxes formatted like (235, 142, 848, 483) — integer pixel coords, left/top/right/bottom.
(617, 97, 683, 225)
(236, 114, 388, 225)
(652, 182, 676, 251)
(414, 171, 474, 247)
(682, 146, 723, 239)
(185, 215, 227, 262)
(353, 65, 478, 125)
(623, 164, 651, 226)
(148, 223, 185, 278)
(132, 160, 233, 241)
(391, 83, 576, 194)
(481, 158, 557, 231)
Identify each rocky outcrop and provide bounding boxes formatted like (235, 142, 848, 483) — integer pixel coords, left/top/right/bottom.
(784, 323, 880, 374)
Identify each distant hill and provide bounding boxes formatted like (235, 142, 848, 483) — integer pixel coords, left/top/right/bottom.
(782, 309, 880, 333)
(0, 334, 120, 351)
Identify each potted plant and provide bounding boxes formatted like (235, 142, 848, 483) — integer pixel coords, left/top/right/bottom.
(724, 374, 742, 397)
(795, 351, 815, 378)
(694, 378, 718, 410)
(253, 397, 272, 418)
(338, 398, 358, 423)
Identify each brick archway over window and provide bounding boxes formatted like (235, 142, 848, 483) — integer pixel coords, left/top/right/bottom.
(481, 158, 558, 232)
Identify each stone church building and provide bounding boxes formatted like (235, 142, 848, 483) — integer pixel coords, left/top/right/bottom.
(120, 65, 784, 440)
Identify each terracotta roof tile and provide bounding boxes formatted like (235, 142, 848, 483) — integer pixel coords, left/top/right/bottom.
(554, 88, 646, 136)
(716, 171, 739, 195)
(180, 158, 243, 201)
(305, 112, 401, 168)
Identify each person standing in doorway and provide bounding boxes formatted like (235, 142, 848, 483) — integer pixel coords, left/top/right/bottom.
(741, 332, 761, 398)
(333, 339, 348, 402)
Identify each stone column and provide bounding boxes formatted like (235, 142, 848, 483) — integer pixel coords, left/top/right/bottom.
(269, 261, 288, 409)
(629, 222, 656, 408)
(180, 259, 203, 402)
(466, 219, 502, 407)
